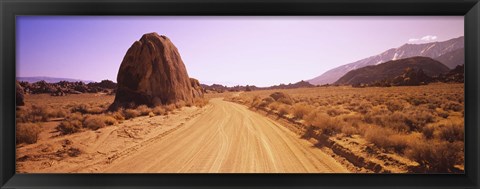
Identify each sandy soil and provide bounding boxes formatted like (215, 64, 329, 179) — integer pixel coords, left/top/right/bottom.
(17, 98, 348, 173)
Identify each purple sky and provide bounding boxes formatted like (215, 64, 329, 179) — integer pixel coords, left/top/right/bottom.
(17, 16, 463, 87)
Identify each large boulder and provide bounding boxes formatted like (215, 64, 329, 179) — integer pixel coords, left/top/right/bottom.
(110, 32, 200, 110)
(16, 81, 25, 106)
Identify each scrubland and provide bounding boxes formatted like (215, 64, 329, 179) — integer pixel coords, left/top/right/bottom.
(16, 93, 209, 144)
(227, 83, 464, 173)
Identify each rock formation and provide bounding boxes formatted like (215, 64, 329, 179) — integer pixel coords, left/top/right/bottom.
(16, 81, 25, 106)
(18, 80, 116, 95)
(190, 78, 204, 98)
(110, 32, 203, 110)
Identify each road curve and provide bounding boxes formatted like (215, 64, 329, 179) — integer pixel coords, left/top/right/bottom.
(102, 98, 349, 173)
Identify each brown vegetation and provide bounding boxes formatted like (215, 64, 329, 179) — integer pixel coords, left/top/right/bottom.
(228, 83, 464, 173)
(16, 93, 210, 141)
(16, 123, 41, 144)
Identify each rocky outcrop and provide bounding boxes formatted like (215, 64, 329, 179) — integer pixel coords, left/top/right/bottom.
(190, 78, 204, 98)
(110, 32, 202, 110)
(16, 81, 25, 106)
(18, 80, 116, 95)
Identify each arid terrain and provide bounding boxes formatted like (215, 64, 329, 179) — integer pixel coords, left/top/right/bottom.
(16, 83, 463, 173)
(227, 83, 464, 173)
(15, 33, 464, 174)
(16, 93, 347, 173)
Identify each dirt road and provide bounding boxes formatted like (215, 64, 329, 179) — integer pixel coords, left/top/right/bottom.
(101, 98, 348, 173)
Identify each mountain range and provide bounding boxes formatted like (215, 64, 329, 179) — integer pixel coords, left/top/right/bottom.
(308, 36, 464, 85)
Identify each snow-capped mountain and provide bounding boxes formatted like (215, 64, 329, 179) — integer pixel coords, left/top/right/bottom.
(308, 36, 464, 85)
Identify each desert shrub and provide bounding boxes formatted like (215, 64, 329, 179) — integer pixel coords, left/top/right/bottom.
(442, 101, 463, 112)
(258, 97, 275, 108)
(326, 108, 348, 117)
(103, 115, 117, 125)
(164, 104, 177, 112)
(277, 97, 294, 105)
(277, 105, 290, 117)
(268, 102, 280, 111)
(16, 123, 41, 144)
(123, 109, 141, 119)
(305, 111, 343, 135)
(251, 96, 262, 108)
(341, 114, 363, 125)
(270, 92, 291, 101)
(83, 115, 107, 130)
(364, 126, 395, 149)
(292, 103, 312, 120)
(71, 103, 104, 114)
(111, 110, 125, 121)
(405, 139, 463, 172)
(136, 105, 152, 116)
(364, 127, 418, 153)
(422, 124, 436, 139)
(17, 105, 65, 123)
(405, 109, 435, 131)
(87, 107, 104, 114)
(386, 100, 405, 112)
(57, 120, 83, 135)
(175, 100, 186, 109)
(379, 111, 410, 132)
(341, 125, 358, 137)
(71, 104, 89, 114)
(152, 106, 166, 115)
(364, 105, 389, 124)
(435, 120, 464, 143)
(357, 101, 373, 114)
(194, 98, 209, 108)
(426, 103, 439, 110)
(435, 108, 449, 118)
(407, 97, 428, 106)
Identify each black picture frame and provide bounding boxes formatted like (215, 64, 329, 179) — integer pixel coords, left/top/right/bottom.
(1, 0, 479, 188)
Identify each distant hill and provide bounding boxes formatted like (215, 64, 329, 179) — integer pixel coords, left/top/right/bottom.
(334, 57, 450, 85)
(434, 48, 464, 69)
(308, 36, 464, 85)
(17, 76, 95, 83)
(265, 80, 314, 90)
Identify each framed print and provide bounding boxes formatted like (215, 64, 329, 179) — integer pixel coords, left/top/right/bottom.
(1, 0, 479, 188)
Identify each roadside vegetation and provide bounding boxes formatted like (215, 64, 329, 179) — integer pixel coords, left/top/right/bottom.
(16, 94, 209, 143)
(227, 83, 464, 173)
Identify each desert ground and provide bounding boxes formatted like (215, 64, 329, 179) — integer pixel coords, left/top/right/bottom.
(16, 83, 464, 173)
(16, 93, 348, 173)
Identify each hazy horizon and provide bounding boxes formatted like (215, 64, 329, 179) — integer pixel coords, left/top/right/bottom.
(17, 16, 463, 87)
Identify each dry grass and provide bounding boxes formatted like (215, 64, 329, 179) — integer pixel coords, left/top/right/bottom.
(193, 98, 209, 108)
(123, 109, 141, 120)
(136, 105, 152, 116)
(292, 103, 312, 120)
(229, 83, 464, 172)
(152, 106, 166, 116)
(16, 123, 41, 144)
(16, 105, 67, 123)
(277, 104, 290, 117)
(18, 93, 211, 143)
(405, 139, 463, 172)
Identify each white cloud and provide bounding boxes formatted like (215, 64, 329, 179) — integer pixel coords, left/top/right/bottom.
(408, 35, 438, 43)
